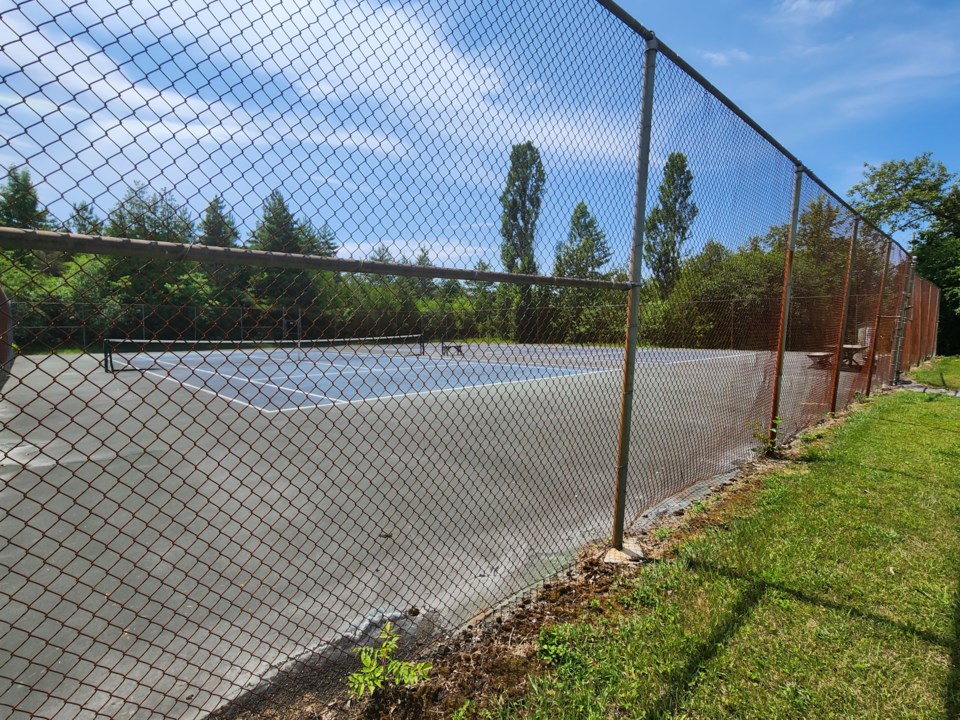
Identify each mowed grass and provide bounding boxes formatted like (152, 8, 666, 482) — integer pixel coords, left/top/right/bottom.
(469, 392, 960, 719)
(912, 356, 960, 390)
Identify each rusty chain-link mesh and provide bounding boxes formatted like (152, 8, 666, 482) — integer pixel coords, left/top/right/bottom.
(0, 0, 942, 718)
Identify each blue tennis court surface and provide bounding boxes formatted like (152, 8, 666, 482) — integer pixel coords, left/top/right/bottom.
(121, 347, 610, 413)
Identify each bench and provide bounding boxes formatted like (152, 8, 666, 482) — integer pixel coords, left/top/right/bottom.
(806, 352, 832, 368)
(441, 343, 463, 356)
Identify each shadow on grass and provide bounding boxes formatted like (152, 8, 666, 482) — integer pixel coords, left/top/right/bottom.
(871, 414, 960, 434)
(857, 462, 936, 484)
(689, 560, 952, 649)
(644, 559, 957, 719)
(642, 578, 766, 720)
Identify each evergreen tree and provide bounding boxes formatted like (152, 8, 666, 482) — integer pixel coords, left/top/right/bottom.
(414, 245, 435, 298)
(250, 190, 299, 254)
(107, 184, 195, 244)
(249, 191, 338, 309)
(308, 221, 338, 257)
(0, 166, 50, 230)
(103, 185, 198, 315)
(198, 195, 243, 306)
(552, 202, 612, 342)
(198, 195, 239, 247)
(66, 201, 103, 235)
(0, 166, 53, 272)
(553, 202, 611, 279)
(644, 152, 698, 299)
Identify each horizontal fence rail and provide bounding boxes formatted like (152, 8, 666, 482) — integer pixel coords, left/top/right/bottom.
(0, 0, 941, 718)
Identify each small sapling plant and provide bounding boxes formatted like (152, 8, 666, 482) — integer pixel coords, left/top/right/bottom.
(347, 621, 432, 700)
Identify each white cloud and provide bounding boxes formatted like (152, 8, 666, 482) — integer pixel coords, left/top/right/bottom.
(337, 237, 484, 265)
(702, 49, 751, 67)
(777, 0, 850, 23)
(776, 27, 960, 121)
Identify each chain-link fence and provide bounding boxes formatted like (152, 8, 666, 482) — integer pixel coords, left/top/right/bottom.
(0, 1, 942, 717)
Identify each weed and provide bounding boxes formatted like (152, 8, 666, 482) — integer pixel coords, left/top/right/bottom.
(751, 416, 782, 456)
(451, 700, 475, 720)
(766, 415, 782, 455)
(537, 625, 573, 666)
(347, 621, 432, 699)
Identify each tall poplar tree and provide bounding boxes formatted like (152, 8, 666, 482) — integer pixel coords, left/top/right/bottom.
(499, 141, 545, 342)
(644, 152, 698, 299)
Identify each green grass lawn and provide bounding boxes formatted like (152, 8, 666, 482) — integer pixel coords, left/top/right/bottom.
(912, 356, 960, 390)
(470, 392, 960, 719)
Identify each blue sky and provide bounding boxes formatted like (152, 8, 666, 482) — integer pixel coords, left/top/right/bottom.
(1, 0, 957, 271)
(622, 0, 960, 206)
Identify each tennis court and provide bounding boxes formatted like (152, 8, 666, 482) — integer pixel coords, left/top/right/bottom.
(102, 336, 616, 413)
(1, 341, 776, 719)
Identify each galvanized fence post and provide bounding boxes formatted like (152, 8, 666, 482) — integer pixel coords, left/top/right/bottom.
(768, 164, 804, 447)
(611, 34, 658, 550)
(830, 218, 858, 413)
(864, 238, 892, 395)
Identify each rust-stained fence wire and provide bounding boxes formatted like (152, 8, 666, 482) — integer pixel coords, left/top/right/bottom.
(0, 0, 941, 717)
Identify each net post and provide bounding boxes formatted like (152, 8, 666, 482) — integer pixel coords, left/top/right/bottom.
(829, 218, 858, 413)
(768, 164, 804, 448)
(612, 34, 658, 551)
(863, 238, 892, 395)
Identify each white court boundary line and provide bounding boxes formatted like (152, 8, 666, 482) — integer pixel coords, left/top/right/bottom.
(124, 355, 618, 415)
(120, 349, 756, 415)
(119, 357, 346, 412)
(633, 350, 758, 366)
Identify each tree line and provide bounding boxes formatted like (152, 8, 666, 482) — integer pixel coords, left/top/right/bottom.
(0, 146, 627, 349)
(1, 146, 954, 354)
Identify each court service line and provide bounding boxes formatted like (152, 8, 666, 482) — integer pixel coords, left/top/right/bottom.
(138, 368, 264, 412)
(151, 357, 348, 406)
(266, 366, 620, 416)
(635, 351, 758, 366)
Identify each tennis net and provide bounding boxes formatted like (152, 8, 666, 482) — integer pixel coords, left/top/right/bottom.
(102, 333, 425, 373)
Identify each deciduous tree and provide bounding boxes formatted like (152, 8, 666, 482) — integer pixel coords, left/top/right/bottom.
(500, 142, 545, 342)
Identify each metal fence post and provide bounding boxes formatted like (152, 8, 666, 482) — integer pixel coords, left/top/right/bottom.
(863, 239, 891, 396)
(829, 218, 858, 413)
(768, 165, 804, 446)
(932, 286, 941, 357)
(918, 281, 928, 363)
(892, 258, 916, 383)
(611, 34, 658, 550)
